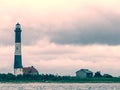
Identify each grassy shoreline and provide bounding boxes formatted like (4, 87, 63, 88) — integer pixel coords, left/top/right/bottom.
(1, 78, 120, 83)
(0, 73, 120, 83)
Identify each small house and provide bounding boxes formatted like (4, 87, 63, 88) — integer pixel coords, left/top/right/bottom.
(23, 66, 39, 75)
(76, 69, 93, 78)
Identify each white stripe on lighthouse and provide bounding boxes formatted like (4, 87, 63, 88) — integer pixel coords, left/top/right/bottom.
(15, 43, 21, 55)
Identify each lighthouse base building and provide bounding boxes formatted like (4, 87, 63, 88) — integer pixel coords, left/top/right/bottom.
(14, 69, 23, 76)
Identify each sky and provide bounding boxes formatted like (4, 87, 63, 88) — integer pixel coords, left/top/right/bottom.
(0, 0, 120, 76)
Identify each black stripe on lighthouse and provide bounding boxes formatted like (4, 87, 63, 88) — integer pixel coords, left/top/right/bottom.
(14, 55, 22, 68)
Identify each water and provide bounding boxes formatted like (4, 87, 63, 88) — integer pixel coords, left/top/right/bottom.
(0, 83, 120, 90)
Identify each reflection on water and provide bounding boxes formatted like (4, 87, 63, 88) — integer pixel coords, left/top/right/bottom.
(0, 83, 120, 90)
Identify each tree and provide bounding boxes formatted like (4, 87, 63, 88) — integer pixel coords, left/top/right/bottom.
(103, 74, 113, 78)
(94, 71, 102, 78)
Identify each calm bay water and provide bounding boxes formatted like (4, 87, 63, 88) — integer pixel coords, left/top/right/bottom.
(0, 83, 120, 90)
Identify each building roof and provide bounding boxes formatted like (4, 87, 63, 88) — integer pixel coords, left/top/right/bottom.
(23, 66, 39, 75)
(76, 69, 93, 73)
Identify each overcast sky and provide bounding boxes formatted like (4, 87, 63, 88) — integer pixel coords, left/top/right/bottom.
(0, 0, 120, 76)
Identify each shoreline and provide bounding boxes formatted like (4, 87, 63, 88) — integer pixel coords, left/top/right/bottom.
(0, 80, 120, 83)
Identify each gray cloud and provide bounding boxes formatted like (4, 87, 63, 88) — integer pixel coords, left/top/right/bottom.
(49, 26, 120, 45)
(49, 11, 120, 45)
(0, 27, 45, 46)
(1, 21, 120, 46)
(22, 27, 45, 45)
(1, 6, 120, 46)
(0, 29, 14, 46)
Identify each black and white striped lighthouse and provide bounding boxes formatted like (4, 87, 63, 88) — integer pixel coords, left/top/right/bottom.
(14, 22, 23, 76)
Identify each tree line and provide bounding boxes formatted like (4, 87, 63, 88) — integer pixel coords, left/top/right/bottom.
(0, 72, 120, 83)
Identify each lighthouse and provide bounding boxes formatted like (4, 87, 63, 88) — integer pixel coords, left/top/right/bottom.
(14, 22, 23, 76)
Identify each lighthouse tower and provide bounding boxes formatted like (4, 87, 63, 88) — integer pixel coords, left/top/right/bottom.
(14, 22, 23, 76)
